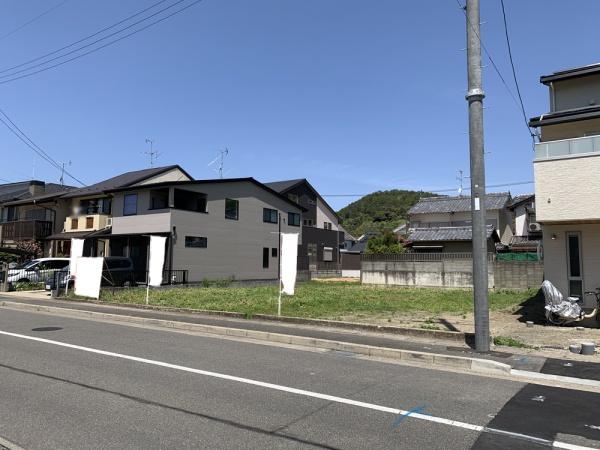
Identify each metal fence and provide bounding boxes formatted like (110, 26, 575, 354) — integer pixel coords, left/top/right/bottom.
(361, 252, 495, 262)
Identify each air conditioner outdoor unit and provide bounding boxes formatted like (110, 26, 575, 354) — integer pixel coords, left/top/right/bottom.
(106, 217, 113, 227)
(529, 222, 542, 233)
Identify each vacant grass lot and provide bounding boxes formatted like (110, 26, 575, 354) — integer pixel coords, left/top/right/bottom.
(95, 281, 533, 319)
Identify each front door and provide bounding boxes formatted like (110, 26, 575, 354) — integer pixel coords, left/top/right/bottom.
(567, 231, 583, 299)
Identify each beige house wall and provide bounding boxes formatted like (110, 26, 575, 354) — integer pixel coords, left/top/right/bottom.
(316, 198, 339, 231)
(541, 118, 600, 142)
(542, 223, 600, 307)
(134, 168, 192, 185)
(534, 154, 600, 222)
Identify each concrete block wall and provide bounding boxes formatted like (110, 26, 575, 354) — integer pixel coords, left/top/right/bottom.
(361, 258, 543, 290)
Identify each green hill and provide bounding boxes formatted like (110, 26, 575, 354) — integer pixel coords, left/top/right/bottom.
(337, 190, 437, 238)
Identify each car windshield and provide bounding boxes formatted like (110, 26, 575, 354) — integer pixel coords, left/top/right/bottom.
(12, 260, 38, 270)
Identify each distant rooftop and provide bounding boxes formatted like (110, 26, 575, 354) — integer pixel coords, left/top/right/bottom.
(408, 193, 510, 215)
(540, 62, 600, 85)
(408, 225, 497, 243)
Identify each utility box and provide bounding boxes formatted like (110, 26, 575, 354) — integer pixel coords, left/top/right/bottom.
(0, 263, 9, 292)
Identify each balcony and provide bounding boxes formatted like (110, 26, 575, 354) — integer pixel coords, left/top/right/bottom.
(535, 134, 600, 160)
(64, 214, 110, 233)
(0, 220, 53, 241)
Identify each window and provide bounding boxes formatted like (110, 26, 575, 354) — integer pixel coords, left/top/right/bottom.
(71, 218, 78, 230)
(288, 212, 300, 227)
(263, 247, 270, 268)
(1, 206, 17, 222)
(287, 193, 299, 204)
(567, 232, 583, 298)
(174, 189, 207, 213)
(324, 221, 332, 230)
(271, 248, 278, 257)
(149, 189, 169, 210)
(86, 217, 94, 229)
(225, 199, 239, 220)
(185, 236, 207, 248)
(323, 247, 333, 262)
(303, 219, 313, 227)
(263, 208, 278, 224)
(80, 198, 111, 215)
(123, 194, 138, 216)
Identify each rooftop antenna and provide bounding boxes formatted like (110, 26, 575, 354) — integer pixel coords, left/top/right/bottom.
(457, 169, 470, 196)
(144, 138, 160, 167)
(208, 147, 229, 179)
(60, 160, 72, 186)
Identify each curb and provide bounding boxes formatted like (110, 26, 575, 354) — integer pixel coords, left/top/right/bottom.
(0, 301, 509, 376)
(39, 296, 473, 343)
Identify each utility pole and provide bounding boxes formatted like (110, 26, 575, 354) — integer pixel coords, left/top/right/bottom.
(465, 0, 490, 352)
(60, 161, 71, 186)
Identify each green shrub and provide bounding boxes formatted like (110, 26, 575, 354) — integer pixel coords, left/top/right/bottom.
(493, 335, 529, 348)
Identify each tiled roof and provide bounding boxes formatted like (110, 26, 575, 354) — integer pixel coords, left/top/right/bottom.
(408, 193, 511, 215)
(509, 194, 535, 208)
(408, 225, 496, 242)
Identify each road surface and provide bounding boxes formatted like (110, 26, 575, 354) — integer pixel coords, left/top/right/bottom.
(0, 308, 598, 449)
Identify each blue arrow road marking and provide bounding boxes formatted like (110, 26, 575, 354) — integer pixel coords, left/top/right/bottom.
(391, 405, 428, 429)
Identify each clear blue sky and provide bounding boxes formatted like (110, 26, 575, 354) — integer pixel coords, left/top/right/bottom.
(0, 0, 598, 210)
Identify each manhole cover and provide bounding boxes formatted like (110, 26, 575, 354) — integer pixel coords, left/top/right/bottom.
(31, 327, 63, 332)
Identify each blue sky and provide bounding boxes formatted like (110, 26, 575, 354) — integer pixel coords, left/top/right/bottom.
(0, 0, 598, 210)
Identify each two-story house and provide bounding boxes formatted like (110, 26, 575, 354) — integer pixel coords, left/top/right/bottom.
(529, 62, 600, 302)
(405, 193, 511, 252)
(0, 180, 73, 251)
(1, 165, 305, 282)
(264, 179, 344, 270)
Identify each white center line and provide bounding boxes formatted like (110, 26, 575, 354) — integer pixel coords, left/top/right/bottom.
(0, 329, 594, 450)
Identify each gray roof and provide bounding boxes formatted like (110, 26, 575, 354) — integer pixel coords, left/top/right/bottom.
(263, 179, 305, 193)
(408, 193, 510, 215)
(0, 181, 74, 204)
(408, 225, 497, 243)
(509, 194, 534, 208)
(62, 165, 189, 198)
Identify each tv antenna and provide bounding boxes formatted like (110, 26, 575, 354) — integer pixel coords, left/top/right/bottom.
(208, 148, 230, 178)
(457, 169, 470, 196)
(60, 160, 72, 186)
(144, 138, 160, 167)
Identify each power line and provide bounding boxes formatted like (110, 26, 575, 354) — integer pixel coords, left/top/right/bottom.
(0, 0, 204, 85)
(0, 0, 70, 42)
(454, 0, 533, 141)
(321, 180, 534, 197)
(499, 0, 537, 145)
(0, 0, 170, 76)
(0, 108, 86, 186)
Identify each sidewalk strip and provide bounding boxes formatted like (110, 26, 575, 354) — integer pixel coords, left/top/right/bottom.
(0, 329, 594, 449)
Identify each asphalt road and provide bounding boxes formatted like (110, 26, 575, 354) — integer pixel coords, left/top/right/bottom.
(0, 308, 599, 449)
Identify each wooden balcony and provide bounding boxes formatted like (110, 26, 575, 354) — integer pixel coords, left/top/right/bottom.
(0, 220, 53, 241)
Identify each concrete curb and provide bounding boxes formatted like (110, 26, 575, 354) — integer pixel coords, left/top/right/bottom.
(43, 296, 473, 343)
(0, 301, 509, 376)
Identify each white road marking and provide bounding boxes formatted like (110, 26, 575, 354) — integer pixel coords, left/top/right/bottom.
(0, 329, 595, 449)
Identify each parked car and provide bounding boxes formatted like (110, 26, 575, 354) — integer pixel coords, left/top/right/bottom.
(7, 258, 70, 284)
(44, 256, 136, 291)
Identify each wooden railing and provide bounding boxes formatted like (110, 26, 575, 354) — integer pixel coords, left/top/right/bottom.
(1, 220, 53, 241)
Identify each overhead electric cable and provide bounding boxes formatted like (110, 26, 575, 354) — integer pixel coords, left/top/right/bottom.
(0, 0, 70, 42)
(0, 108, 86, 186)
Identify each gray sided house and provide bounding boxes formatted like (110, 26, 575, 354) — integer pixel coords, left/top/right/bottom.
(105, 178, 303, 281)
(407, 193, 512, 252)
(264, 179, 343, 269)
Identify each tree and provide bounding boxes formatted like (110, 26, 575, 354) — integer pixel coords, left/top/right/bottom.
(16, 240, 43, 258)
(365, 231, 406, 254)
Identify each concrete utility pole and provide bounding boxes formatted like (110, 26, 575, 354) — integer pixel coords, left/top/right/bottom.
(465, 0, 490, 352)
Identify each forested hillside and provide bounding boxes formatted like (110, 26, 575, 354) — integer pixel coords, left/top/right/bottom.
(337, 190, 437, 237)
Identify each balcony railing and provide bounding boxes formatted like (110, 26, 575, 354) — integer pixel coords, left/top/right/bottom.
(1, 220, 53, 241)
(535, 134, 600, 160)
